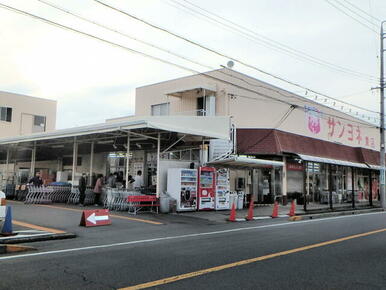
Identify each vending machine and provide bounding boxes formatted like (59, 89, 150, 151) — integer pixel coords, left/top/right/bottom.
(167, 168, 197, 212)
(215, 169, 230, 210)
(197, 166, 216, 210)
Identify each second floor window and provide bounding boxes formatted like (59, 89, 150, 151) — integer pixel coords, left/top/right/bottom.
(0, 107, 12, 122)
(151, 103, 169, 116)
(33, 115, 46, 132)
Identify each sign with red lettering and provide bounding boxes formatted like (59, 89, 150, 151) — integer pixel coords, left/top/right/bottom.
(286, 163, 304, 171)
(80, 209, 111, 227)
(304, 106, 376, 150)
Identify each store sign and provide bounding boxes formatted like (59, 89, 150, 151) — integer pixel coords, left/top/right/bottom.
(304, 106, 376, 149)
(327, 117, 375, 149)
(305, 106, 321, 134)
(287, 162, 304, 171)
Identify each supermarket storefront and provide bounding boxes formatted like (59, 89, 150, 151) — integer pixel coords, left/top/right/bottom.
(237, 128, 381, 211)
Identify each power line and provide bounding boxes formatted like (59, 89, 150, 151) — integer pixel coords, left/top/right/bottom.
(93, 0, 380, 115)
(0, 2, 377, 129)
(243, 105, 297, 152)
(324, 0, 378, 33)
(34, 0, 380, 118)
(341, 0, 381, 22)
(168, 0, 379, 82)
(36, 0, 213, 71)
(34, 0, 379, 119)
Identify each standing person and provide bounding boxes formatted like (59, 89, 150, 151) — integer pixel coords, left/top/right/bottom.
(28, 172, 43, 187)
(133, 170, 144, 190)
(126, 175, 135, 190)
(93, 174, 104, 206)
(107, 173, 116, 188)
(78, 173, 87, 206)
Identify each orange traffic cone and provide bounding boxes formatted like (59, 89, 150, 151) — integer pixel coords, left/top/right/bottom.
(271, 201, 279, 218)
(288, 200, 296, 217)
(228, 202, 236, 222)
(246, 195, 254, 221)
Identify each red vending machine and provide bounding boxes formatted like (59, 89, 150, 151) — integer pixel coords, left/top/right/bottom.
(197, 166, 216, 210)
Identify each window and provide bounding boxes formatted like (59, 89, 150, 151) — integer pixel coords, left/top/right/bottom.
(196, 97, 205, 116)
(151, 103, 169, 116)
(0, 107, 12, 122)
(33, 115, 46, 133)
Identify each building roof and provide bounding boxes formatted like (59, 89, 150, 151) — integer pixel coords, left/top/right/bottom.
(237, 128, 380, 167)
(0, 116, 231, 146)
(0, 90, 57, 103)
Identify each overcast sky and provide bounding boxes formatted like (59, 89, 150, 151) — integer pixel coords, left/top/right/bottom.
(0, 0, 385, 129)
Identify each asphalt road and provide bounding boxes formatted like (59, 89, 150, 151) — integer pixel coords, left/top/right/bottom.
(1, 202, 386, 290)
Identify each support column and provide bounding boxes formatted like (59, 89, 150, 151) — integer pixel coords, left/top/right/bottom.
(125, 133, 130, 189)
(303, 161, 307, 212)
(369, 170, 373, 207)
(352, 167, 355, 209)
(30, 142, 36, 179)
(156, 132, 161, 198)
(71, 137, 78, 187)
(282, 156, 287, 205)
(271, 168, 276, 203)
(329, 164, 333, 210)
(5, 147, 10, 183)
(89, 141, 94, 186)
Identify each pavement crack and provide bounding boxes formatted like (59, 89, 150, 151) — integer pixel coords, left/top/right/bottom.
(62, 266, 115, 289)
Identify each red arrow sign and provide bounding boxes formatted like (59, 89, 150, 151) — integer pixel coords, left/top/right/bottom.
(80, 209, 111, 227)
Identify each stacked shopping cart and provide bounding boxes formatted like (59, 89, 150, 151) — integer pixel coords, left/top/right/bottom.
(104, 188, 141, 211)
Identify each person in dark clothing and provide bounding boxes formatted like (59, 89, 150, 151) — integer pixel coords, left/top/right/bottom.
(29, 172, 43, 186)
(93, 174, 104, 206)
(79, 173, 87, 206)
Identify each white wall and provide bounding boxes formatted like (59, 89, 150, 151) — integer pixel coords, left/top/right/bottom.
(0, 91, 57, 138)
(135, 68, 378, 150)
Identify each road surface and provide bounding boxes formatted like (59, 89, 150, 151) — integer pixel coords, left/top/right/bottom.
(1, 202, 386, 289)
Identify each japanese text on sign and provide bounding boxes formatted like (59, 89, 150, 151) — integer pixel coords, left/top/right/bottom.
(327, 117, 375, 148)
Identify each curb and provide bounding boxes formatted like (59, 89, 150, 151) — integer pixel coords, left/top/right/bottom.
(228, 215, 289, 222)
(226, 208, 384, 222)
(0, 232, 76, 244)
(0, 244, 36, 254)
(303, 208, 384, 220)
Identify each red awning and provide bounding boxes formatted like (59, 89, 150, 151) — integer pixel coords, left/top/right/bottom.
(237, 129, 380, 166)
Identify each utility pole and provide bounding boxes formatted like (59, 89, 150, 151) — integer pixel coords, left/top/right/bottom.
(380, 21, 386, 209)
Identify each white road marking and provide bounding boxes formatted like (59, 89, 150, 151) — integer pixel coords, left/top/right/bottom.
(0, 211, 384, 261)
(14, 230, 46, 233)
(0, 233, 52, 240)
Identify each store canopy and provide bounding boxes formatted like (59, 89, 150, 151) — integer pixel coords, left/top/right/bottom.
(297, 154, 369, 169)
(0, 116, 230, 146)
(207, 155, 284, 169)
(165, 85, 217, 97)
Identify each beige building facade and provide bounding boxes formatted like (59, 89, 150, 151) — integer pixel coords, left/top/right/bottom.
(0, 91, 57, 138)
(135, 68, 381, 209)
(135, 68, 378, 150)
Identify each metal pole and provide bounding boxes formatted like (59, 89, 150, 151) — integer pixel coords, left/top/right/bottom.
(5, 147, 10, 183)
(303, 161, 307, 212)
(71, 137, 78, 188)
(156, 132, 161, 198)
(31, 142, 36, 179)
(125, 133, 130, 189)
(380, 21, 386, 209)
(282, 156, 287, 205)
(329, 164, 333, 210)
(352, 167, 355, 209)
(369, 170, 373, 207)
(89, 141, 94, 186)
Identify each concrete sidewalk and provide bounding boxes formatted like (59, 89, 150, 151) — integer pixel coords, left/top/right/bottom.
(173, 203, 302, 223)
(173, 203, 383, 223)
